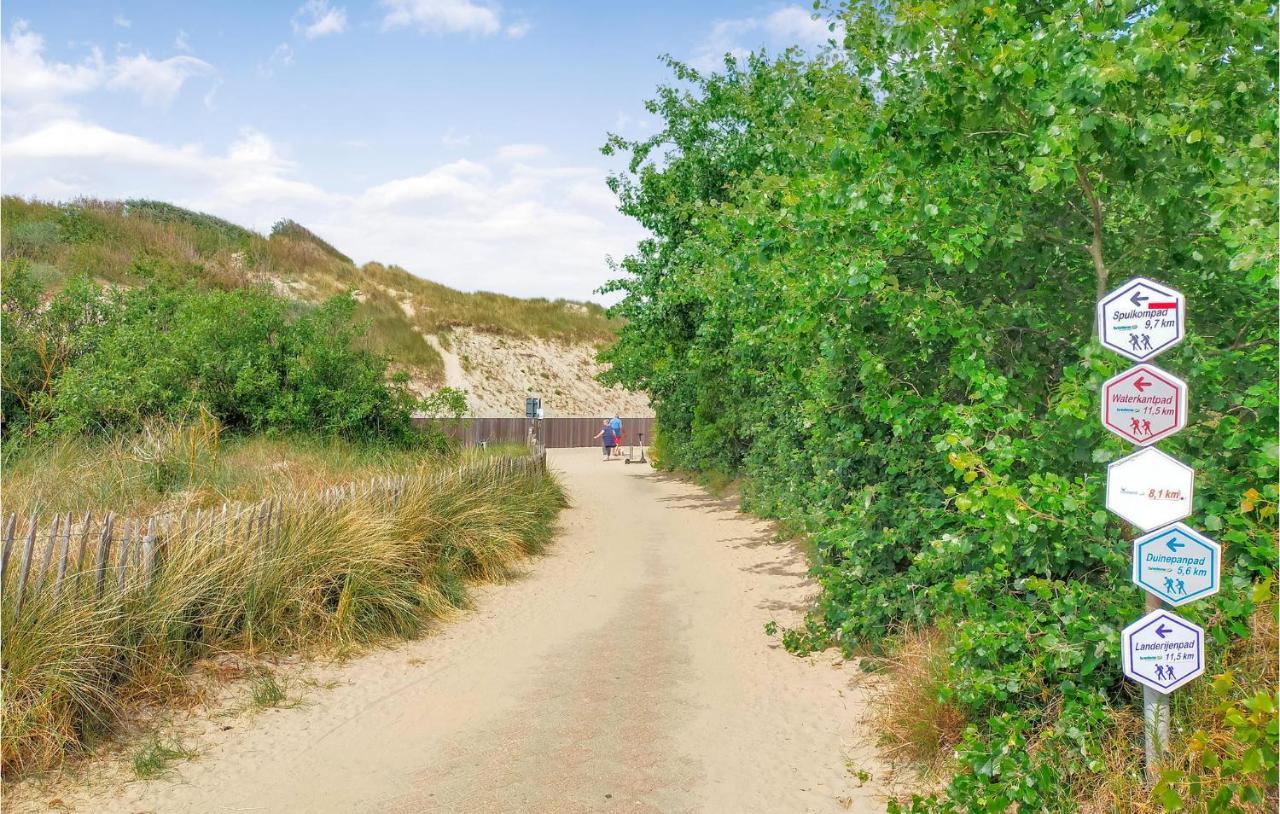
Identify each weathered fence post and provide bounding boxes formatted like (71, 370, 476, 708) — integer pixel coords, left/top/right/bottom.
(1, 512, 16, 590)
(33, 513, 62, 596)
(73, 511, 93, 592)
(54, 512, 73, 593)
(117, 518, 134, 592)
(142, 517, 159, 587)
(258, 500, 271, 549)
(14, 514, 39, 617)
(94, 512, 115, 598)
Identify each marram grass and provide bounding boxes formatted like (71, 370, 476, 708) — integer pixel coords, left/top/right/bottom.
(0, 455, 565, 775)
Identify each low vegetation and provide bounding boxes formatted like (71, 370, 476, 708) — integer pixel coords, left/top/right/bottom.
(603, 1, 1276, 811)
(2, 264, 422, 443)
(2, 418, 470, 519)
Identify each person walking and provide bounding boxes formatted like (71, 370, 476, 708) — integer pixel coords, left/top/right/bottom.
(593, 419, 617, 461)
(609, 414, 623, 457)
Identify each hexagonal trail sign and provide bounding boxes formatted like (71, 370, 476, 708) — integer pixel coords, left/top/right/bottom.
(1101, 365, 1188, 446)
(1132, 523, 1220, 606)
(1122, 609, 1204, 694)
(1097, 277, 1185, 362)
(1106, 447, 1194, 531)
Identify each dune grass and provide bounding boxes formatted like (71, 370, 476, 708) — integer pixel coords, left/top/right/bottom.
(0, 442, 565, 776)
(1, 196, 620, 390)
(0, 418, 467, 517)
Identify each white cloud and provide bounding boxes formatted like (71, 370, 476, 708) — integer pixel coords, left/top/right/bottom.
(505, 21, 531, 39)
(1, 21, 214, 109)
(613, 111, 652, 133)
(113, 14, 132, 29)
(1, 21, 104, 99)
(107, 54, 215, 106)
(203, 78, 222, 110)
(293, 0, 348, 40)
(174, 29, 191, 52)
(360, 159, 491, 208)
(440, 127, 471, 147)
(690, 5, 841, 71)
(260, 43, 295, 76)
(494, 143, 549, 162)
(380, 0, 502, 36)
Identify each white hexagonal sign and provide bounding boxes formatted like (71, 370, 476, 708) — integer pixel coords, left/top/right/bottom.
(1105, 447, 1194, 531)
(1131, 523, 1221, 606)
(1122, 609, 1205, 693)
(1097, 277, 1185, 361)
(1100, 364, 1188, 446)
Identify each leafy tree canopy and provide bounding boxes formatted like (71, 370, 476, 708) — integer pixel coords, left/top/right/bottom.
(602, 0, 1276, 808)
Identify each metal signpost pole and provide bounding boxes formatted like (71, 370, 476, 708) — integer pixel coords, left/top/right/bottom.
(1097, 277, 1215, 783)
(1142, 593, 1170, 781)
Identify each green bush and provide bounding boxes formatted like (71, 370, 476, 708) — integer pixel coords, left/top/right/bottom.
(1, 264, 426, 446)
(6, 221, 64, 256)
(602, 1, 1277, 810)
(271, 218, 352, 264)
(123, 199, 255, 254)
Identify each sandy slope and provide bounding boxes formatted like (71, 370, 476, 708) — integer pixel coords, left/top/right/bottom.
(14, 449, 892, 813)
(420, 329, 652, 418)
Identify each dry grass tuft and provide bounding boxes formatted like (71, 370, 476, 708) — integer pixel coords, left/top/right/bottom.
(869, 626, 969, 779)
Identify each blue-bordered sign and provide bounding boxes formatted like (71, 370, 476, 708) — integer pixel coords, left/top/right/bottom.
(1132, 523, 1220, 606)
(1122, 609, 1204, 693)
(1097, 277, 1185, 362)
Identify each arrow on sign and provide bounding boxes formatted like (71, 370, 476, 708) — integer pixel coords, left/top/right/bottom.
(1133, 376, 1151, 392)
(1155, 623, 1172, 639)
(1167, 540, 1185, 552)
(1130, 291, 1149, 307)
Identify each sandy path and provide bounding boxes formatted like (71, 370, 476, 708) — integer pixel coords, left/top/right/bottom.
(18, 449, 891, 813)
(423, 334, 470, 392)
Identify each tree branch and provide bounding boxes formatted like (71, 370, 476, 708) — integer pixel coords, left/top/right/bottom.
(1074, 164, 1109, 336)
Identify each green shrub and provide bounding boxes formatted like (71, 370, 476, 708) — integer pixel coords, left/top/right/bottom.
(6, 220, 64, 255)
(271, 218, 352, 264)
(1, 265, 425, 446)
(123, 199, 255, 254)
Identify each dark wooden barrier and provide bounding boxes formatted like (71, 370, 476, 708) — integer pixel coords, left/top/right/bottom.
(413, 417, 655, 449)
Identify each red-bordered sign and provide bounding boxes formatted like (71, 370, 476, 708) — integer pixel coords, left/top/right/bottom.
(1101, 364, 1188, 446)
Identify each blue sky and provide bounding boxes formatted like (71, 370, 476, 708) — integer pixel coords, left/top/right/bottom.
(1, 1, 841, 300)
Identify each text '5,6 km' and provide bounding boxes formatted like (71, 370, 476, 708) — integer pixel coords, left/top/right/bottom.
(1131, 523, 1221, 607)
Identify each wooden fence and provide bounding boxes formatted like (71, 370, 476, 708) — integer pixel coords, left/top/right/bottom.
(413, 416, 655, 448)
(0, 456, 543, 621)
